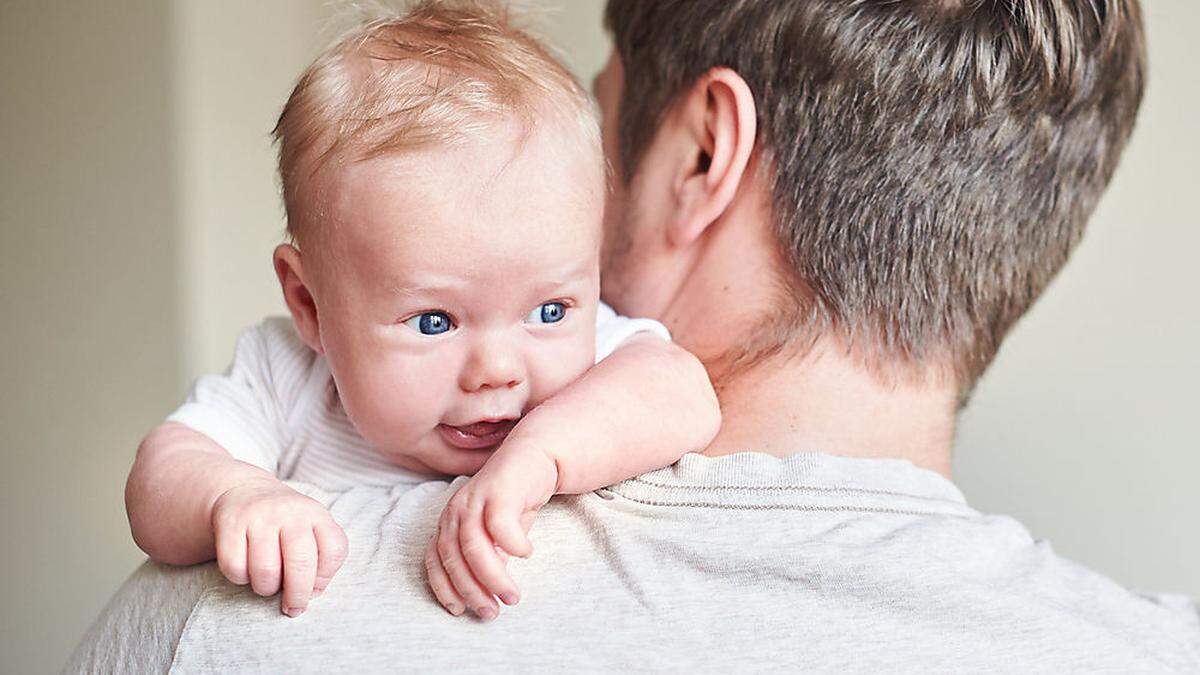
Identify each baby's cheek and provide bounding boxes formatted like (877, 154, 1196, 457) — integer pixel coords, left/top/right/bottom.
(340, 354, 450, 447)
(528, 336, 596, 408)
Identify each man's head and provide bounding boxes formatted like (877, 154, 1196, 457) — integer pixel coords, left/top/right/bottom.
(271, 0, 604, 476)
(598, 0, 1146, 398)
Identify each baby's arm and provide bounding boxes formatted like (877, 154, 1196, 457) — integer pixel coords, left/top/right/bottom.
(427, 332, 719, 619)
(126, 422, 271, 565)
(506, 332, 721, 493)
(126, 422, 347, 617)
(127, 320, 349, 616)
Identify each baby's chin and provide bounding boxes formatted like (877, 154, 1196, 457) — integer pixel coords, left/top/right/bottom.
(433, 450, 494, 478)
(377, 438, 496, 479)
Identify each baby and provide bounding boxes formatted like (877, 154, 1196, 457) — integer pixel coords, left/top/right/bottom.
(124, 1, 720, 622)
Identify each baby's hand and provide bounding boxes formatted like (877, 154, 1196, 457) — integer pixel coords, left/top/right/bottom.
(425, 442, 557, 621)
(210, 477, 348, 617)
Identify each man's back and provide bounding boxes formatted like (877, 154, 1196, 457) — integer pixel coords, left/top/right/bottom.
(71, 452, 1199, 673)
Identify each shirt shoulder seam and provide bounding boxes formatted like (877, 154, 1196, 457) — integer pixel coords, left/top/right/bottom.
(601, 489, 972, 517)
(625, 475, 961, 505)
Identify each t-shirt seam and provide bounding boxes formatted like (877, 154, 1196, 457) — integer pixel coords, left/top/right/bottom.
(626, 475, 960, 505)
(601, 489, 971, 517)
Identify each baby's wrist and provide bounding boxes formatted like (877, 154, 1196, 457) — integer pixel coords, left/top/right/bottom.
(207, 473, 284, 520)
(494, 437, 561, 494)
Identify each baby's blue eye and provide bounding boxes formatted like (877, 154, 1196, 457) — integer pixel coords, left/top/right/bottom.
(527, 302, 567, 325)
(403, 312, 454, 336)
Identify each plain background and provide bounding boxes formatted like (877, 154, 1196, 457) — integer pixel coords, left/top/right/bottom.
(1, 1, 1196, 671)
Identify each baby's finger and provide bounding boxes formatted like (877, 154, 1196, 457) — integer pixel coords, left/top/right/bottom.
(425, 535, 466, 616)
(313, 521, 348, 597)
(437, 520, 499, 620)
(247, 526, 283, 597)
(519, 508, 537, 535)
(215, 523, 249, 586)
(485, 500, 534, 559)
(280, 525, 318, 617)
(460, 515, 520, 607)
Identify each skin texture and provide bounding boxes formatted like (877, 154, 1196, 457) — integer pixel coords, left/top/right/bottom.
(284, 117, 605, 479)
(125, 114, 720, 621)
(425, 330, 717, 618)
(124, 422, 350, 618)
(592, 50, 957, 475)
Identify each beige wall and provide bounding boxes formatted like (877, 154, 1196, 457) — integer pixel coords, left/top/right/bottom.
(0, 0, 330, 671)
(0, 2, 180, 672)
(1, 0, 1195, 671)
(174, 0, 331, 383)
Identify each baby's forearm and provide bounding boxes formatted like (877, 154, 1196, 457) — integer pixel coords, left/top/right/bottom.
(509, 334, 721, 495)
(125, 422, 277, 565)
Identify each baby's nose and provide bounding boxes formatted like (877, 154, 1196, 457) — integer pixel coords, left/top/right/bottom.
(459, 338, 525, 392)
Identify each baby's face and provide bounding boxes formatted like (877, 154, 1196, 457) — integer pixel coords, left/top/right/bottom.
(304, 121, 603, 477)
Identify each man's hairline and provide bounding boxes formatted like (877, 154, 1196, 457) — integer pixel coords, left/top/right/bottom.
(602, 47, 963, 395)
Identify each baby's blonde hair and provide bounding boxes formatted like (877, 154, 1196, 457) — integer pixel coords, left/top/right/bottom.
(273, 0, 601, 242)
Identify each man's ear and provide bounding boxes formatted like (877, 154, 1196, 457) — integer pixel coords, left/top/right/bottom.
(670, 67, 758, 248)
(273, 244, 324, 354)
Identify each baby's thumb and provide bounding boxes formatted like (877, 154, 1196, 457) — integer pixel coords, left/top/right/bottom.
(485, 502, 534, 559)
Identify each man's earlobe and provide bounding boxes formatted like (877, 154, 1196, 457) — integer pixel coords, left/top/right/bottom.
(669, 68, 758, 249)
(273, 244, 324, 354)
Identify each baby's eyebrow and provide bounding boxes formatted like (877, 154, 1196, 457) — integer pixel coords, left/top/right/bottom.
(385, 282, 454, 297)
(530, 273, 593, 297)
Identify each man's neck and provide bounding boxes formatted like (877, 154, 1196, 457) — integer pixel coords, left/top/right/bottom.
(700, 342, 956, 477)
(655, 195, 957, 478)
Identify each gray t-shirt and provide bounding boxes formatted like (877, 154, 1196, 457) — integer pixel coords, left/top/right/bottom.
(68, 452, 1200, 673)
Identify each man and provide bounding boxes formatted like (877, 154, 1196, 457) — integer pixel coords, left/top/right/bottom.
(69, 1, 1199, 671)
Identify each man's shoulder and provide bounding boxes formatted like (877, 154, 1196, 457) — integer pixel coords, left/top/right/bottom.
(882, 510, 1200, 669)
(66, 561, 225, 674)
(66, 481, 453, 673)
(68, 467, 1200, 672)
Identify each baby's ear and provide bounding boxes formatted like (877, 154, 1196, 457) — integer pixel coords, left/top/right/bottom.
(273, 244, 324, 354)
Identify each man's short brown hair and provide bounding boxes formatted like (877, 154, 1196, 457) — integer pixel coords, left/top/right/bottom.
(605, 0, 1146, 395)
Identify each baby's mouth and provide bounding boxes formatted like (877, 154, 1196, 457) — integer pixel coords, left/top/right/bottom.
(437, 419, 518, 450)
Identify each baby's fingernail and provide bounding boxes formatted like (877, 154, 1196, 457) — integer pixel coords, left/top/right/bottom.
(475, 607, 497, 621)
(284, 606, 305, 618)
(446, 603, 464, 616)
(499, 592, 519, 606)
